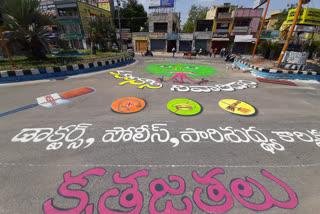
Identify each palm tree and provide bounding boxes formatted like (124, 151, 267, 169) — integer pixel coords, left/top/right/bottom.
(1, 0, 56, 59)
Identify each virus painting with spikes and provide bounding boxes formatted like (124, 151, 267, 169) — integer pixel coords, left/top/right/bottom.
(147, 63, 216, 85)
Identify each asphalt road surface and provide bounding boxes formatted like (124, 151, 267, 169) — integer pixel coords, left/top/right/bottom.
(0, 56, 319, 214)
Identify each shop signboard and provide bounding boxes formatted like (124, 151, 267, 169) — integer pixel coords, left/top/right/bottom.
(121, 33, 132, 40)
(149, 0, 174, 9)
(166, 33, 178, 40)
(77, 1, 111, 37)
(59, 19, 81, 25)
(294, 25, 316, 32)
(212, 33, 229, 39)
(259, 30, 280, 39)
(62, 33, 84, 40)
(287, 8, 320, 26)
(150, 33, 167, 39)
(98, 0, 110, 11)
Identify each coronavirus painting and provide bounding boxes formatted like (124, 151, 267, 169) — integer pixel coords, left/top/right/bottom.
(147, 63, 216, 85)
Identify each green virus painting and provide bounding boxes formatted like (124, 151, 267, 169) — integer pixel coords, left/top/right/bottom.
(146, 63, 216, 85)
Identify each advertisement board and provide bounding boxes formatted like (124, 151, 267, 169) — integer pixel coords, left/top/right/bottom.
(287, 8, 320, 26)
(98, 0, 110, 11)
(254, 0, 267, 9)
(77, 2, 111, 37)
(149, 0, 174, 9)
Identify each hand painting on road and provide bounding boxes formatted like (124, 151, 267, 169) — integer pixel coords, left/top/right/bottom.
(147, 63, 216, 84)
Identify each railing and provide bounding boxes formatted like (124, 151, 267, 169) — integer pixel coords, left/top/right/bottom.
(232, 26, 249, 33)
(217, 12, 232, 18)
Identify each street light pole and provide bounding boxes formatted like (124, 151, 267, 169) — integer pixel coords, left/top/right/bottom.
(252, 0, 270, 58)
(117, 0, 122, 51)
(276, 0, 304, 67)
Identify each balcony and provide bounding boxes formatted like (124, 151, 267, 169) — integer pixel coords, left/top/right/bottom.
(232, 26, 249, 33)
(217, 12, 232, 19)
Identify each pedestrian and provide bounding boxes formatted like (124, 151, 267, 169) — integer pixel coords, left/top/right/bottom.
(199, 48, 203, 56)
(213, 48, 218, 58)
(172, 47, 176, 57)
(220, 48, 225, 57)
(210, 48, 213, 57)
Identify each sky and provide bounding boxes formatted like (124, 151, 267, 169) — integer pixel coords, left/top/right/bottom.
(137, 0, 320, 26)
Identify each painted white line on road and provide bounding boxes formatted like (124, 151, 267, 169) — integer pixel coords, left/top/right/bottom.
(0, 162, 319, 168)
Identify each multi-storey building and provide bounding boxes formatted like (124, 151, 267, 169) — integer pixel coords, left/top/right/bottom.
(208, 3, 237, 52)
(231, 8, 263, 54)
(54, 0, 112, 49)
(146, 12, 180, 52)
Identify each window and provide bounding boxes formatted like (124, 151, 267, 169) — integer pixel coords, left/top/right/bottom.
(154, 23, 168, 33)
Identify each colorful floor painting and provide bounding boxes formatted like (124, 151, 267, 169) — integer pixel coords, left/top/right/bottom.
(0, 87, 96, 117)
(111, 97, 146, 114)
(37, 87, 96, 108)
(167, 99, 202, 116)
(219, 99, 256, 116)
(147, 63, 216, 85)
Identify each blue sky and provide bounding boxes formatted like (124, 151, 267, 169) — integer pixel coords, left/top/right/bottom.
(137, 0, 320, 26)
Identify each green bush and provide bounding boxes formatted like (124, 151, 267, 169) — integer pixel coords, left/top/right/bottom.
(301, 41, 320, 59)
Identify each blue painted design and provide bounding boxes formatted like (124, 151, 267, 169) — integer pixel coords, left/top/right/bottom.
(235, 61, 320, 82)
(0, 59, 135, 84)
(0, 103, 39, 118)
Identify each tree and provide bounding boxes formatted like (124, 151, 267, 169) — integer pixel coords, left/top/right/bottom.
(301, 40, 320, 59)
(115, 0, 148, 32)
(273, 4, 298, 30)
(88, 17, 116, 54)
(0, 0, 56, 59)
(183, 5, 209, 33)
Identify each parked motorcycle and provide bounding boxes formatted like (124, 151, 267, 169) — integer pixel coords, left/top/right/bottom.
(225, 52, 236, 62)
(144, 49, 153, 56)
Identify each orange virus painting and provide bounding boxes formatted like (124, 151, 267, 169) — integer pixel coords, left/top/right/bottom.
(111, 97, 146, 114)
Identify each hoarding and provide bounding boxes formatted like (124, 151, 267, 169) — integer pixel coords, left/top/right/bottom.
(98, 0, 110, 11)
(77, 2, 111, 37)
(254, 0, 267, 9)
(149, 0, 174, 9)
(286, 8, 320, 26)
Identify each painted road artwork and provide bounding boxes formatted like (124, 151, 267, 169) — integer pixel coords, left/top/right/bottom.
(42, 168, 298, 214)
(111, 97, 146, 114)
(219, 99, 256, 116)
(147, 63, 216, 84)
(167, 99, 202, 116)
(0, 87, 96, 117)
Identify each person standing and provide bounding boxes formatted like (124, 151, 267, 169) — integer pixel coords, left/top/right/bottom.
(213, 48, 218, 58)
(210, 48, 213, 57)
(172, 47, 176, 58)
(220, 48, 225, 57)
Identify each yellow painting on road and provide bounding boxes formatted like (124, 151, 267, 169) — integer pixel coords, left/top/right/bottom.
(219, 99, 256, 116)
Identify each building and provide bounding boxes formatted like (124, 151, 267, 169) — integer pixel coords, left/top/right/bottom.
(265, 10, 281, 30)
(231, 8, 263, 54)
(209, 3, 237, 52)
(194, 20, 214, 51)
(147, 12, 180, 52)
(54, 0, 112, 49)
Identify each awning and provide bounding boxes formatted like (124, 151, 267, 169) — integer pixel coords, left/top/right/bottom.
(234, 35, 253, 43)
(211, 38, 229, 41)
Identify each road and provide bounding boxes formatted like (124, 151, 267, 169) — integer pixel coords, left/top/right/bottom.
(0, 56, 319, 214)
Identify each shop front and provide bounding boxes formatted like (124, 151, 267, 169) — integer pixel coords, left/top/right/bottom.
(233, 35, 255, 54)
(166, 33, 178, 52)
(132, 33, 149, 52)
(211, 33, 230, 52)
(179, 33, 193, 52)
(150, 33, 167, 51)
(121, 33, 132, 51)
(194, 32, 211, 51)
